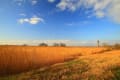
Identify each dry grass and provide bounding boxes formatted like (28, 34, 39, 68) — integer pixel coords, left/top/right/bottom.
(14, 50, 120, 80)
(0, 46, 107, 76)
(1, 46, 120, 80)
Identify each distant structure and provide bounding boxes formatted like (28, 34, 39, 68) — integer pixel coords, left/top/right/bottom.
(97, 40, 100, 47)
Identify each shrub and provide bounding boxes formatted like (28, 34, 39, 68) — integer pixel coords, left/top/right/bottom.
(39, 43, 48, 47)
(102, 43, 112, 48)
(113, 43, 120, 49)
(102, 43, 120, 50)
(53, 43, 60, 47)
(59, 43, 66, 47)
(53, 43, 66, 47)
(23, 44, 27, 46)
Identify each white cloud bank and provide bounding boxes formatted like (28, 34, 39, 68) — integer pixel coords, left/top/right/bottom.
(56, 0, 120, 23)
(1, 40, 120, 46)
(18, 16, 44, 24)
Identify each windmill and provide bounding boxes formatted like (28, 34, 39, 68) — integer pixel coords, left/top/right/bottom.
(97, 40, 100, 47)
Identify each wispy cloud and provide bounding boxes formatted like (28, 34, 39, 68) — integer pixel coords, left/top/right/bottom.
(48, 0, 55, 3)
(14, 0, 25, 6)
(66, 21, 91, 26)
(19, 13, 26, 16)
(14, 0, 38, 6)
(31, 0, 38, 5)
(56, 0, 120, 24)
(18, 16, 44, 25)
(95, 11, 105, 18)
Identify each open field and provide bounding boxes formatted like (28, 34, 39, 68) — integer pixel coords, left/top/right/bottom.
(0, 46, 120, 80)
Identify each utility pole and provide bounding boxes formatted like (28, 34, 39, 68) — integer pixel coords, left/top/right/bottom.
(97, 40, 100, 47)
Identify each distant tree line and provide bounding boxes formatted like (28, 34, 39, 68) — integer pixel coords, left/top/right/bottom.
(102, 43, 120, 50)
(96, 40, 120, 50)
(38, 43, 66, 47)
(53, 43, 66, 47)
(39, 43, 48, 47)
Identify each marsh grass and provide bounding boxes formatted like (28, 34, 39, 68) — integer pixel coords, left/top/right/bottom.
(0, 46, 120, 80)
(0, 75, 18, 80)
(111, 66, 120, 80)
(8, 59, 89, 80)
(0, 46, 106, 76)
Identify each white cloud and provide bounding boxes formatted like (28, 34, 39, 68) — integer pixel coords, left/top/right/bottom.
(1, 40, 120, 46)
(56, 0, 82, 11)
(31, 0, 38, 5)
(48, 0, 55, 3)
(95, 11, 105, 18)
(18, 18, 29, 24)
(14, 0, 38, 6)
(14, 0, 25, 6)
(0, 40, 71, 45)
(19, 13, 26, 16)
(18, 16, 44, 24)
(30, 16, 44, 24)
(108, 0, 120, 23)
(56, 0, 68, 11)
(66, 21, 91, 26)
(56, 0, 120, 23)
(66, 23, 74, 26)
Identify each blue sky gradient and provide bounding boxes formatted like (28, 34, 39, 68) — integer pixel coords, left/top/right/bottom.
(0, 0, 120, 45)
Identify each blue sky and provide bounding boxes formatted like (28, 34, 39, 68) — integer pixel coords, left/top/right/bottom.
(0, 0, 120, 45)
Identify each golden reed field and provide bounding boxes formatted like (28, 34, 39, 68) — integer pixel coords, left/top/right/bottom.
(0, 46, 120, 80)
